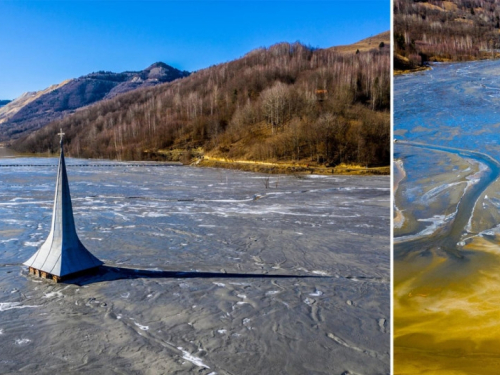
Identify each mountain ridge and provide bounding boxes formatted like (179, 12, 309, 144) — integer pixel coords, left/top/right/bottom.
(0, 63, 189, 141)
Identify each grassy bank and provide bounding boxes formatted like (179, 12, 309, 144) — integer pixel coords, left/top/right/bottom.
(3, 146, 388, 176)
(196, 156, 389, 176)
(394, 52, 500, 76)
(152, 147, 389, 175)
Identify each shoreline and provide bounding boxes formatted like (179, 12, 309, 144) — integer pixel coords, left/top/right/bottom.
(0, 146, 18, 158)
(1, 147, 389, 176)
(393, 65, 431, 76)
(196, 156, 389, 176)
(394, 54, 500, 76)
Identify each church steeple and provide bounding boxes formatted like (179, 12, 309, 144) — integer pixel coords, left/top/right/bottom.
(24, 129, 103, 282)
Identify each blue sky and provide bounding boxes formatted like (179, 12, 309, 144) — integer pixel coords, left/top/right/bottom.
(0, 1, 390, 99)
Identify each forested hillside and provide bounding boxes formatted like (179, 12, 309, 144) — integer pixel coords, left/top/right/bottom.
(395, 0, 500, 71)
(14, 36, 390, 168)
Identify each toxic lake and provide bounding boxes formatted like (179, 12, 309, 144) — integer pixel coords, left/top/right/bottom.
(395, 60, 500, 374)
(0, 156, 389, 374)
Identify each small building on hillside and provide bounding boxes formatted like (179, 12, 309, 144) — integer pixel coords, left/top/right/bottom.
(315, 89, 328, 101)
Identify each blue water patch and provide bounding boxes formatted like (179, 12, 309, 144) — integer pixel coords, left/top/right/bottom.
(395, 60, 500, 160)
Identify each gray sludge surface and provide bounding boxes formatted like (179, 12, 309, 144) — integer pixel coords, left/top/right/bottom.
(0, 158, 390, 375)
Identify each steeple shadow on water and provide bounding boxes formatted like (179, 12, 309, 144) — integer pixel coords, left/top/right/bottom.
(59, 265, 329, 286)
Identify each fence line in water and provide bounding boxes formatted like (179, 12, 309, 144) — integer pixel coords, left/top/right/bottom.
(0, 163, 182, 168)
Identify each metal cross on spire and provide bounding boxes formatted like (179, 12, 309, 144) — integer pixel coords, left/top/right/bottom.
(57, 128, 65, 145)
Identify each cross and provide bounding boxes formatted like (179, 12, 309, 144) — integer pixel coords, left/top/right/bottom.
(57, 128, 65, 143)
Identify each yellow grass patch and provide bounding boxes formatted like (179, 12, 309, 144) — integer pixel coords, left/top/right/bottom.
(442, 1, 458, 11)
(330, 31, 390, 54)
(419, 2, 444, 11)
(454, 18, 474, 25)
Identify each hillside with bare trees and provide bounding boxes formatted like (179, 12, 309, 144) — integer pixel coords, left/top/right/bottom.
(13, 35, 390, 168)
(395, 0, 500, 71)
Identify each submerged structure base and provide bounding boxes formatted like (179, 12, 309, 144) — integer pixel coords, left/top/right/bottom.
(29, 267, 61, 282)
(28, 266, 100, 283)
